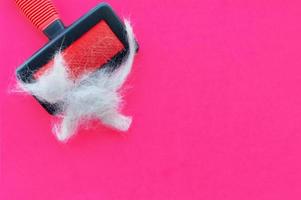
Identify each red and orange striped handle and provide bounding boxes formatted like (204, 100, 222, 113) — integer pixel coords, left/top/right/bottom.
(15, 0, 60, 31)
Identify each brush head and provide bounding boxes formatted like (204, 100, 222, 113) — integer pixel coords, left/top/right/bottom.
(17, 3, 133, 114)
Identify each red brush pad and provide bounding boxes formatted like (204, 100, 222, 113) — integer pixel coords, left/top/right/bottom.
(34, 21, 125, 79)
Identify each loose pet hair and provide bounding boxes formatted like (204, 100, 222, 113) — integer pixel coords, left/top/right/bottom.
(18, 20, 137, 142)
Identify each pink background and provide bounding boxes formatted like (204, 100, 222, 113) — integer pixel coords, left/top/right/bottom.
(1, 0, 301, 199)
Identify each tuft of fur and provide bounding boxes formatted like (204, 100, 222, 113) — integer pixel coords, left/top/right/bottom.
(18, 20, 137, 142)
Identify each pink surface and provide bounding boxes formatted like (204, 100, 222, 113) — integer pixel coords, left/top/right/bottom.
(1, 0, 301, 199)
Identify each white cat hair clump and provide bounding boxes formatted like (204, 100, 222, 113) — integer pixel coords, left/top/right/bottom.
(18, 20, 137, 142)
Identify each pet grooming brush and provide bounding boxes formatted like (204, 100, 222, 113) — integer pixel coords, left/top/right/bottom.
(16, 0, 135, 114)
(15, 0, 138, 141)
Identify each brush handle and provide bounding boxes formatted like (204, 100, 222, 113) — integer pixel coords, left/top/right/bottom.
(15, 0, 65, 39)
